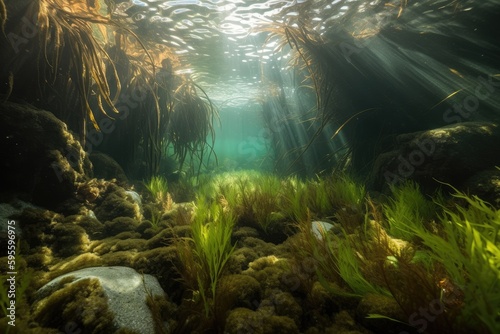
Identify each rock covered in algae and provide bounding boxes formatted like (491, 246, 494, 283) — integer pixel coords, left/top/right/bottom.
(224, 307, 300, 334)
(372, 121, 500, 192)
(104, 216, 140, 235)
(0, 101, 92, 209)
(33, 266, 166, 334)
(462, 168, 500, 208)
(50, 223, 90, 257)
(215, 274, 262, 312)
(14, 207, 63, 250)
(90, 152, 129, 184)
(94, 186, 142, 223)
(65, 213, 105, 239)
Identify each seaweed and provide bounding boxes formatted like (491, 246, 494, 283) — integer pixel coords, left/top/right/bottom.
(383, 181, 438, 241)
(174, 197, 236, 321)
(410, 189, 500, 333)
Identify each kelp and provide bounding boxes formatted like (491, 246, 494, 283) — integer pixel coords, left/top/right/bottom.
(168, 79, 218, 175)
(259, 23, 358, 171)
(259, 1, 500, 176)
(0, 0, 6, 35)
(0, 0, 201, 179)
(1, 0, 128, 138)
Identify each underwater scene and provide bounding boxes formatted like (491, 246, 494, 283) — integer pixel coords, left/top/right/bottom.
(1, 0, 500, 333)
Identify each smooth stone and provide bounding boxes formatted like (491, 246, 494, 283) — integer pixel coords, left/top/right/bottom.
(35, 266, 165, 334)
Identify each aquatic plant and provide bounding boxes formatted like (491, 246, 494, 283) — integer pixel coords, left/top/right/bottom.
(0, 0, 188, 179)
(383, 181, 437, 241)
(175, 197, 236, 318)
(0, 0, 130, 138)
(368, 185, 500, 333)
(147, 207, 163, 232)
(361, 216, 445, 330)
(278, 176, 309, 222)
(405, 190, 500, 333)
(145, 176, 169, 203)
(195, 171, 285, 235)
(280, 173, 365, 224)
(168, 79, 219, 175)
(233, 174, 284, 234)
(326, 233, 391, 298)
(290, 195, 447, 330)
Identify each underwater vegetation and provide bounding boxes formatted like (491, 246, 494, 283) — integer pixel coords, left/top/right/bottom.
(383, 182, 438, 241)
(259, 0, 500, 176)
(145, 176, 169, 206)
(168, 80, 219, 174)
(401, 188, 500, 333)
(1, 0, 500, 333)
(1, 169, 499, 333)
(194, 171, 365, 238)
(291, 178, 500, 334)
(173, 197, 236, 330)
(172, 171, 499, 332)
(0, 0, 218, 179)
(186, 174, 489, 329)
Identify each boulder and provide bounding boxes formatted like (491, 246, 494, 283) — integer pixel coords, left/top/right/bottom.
(371, 122, 500, 192)
(90, 152, 128, 184)
(0, 101, 92, 209)
(33, 266, 166, 334)
(462, 168, 500, 208)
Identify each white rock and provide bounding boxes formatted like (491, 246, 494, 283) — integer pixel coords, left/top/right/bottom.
(36, 266, 165, 334)
(311, 221, 338, 240)
(125, 190, 142, 208)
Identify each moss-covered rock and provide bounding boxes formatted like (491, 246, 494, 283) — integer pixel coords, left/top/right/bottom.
(133, 246, 182, 298)
(47, 253, 105, 282)
(462, 168, 500, 208)
(16, 208, 62, 251)
(232, 226, 260, 241)
(33, 277, 116, 333)
(101, 250, 138, 267)
(225, 308, 264, 334)
(94, 188, 142, 223)
(89, 232, 143, 255)
(104, 216, 140, 235)
(0, 101, 92, 209)
(371, 121, 500, 192)
(216, 274, 262, 314)
(269, 291, 302, 326)
(65, 214, 105, 239)
(239, 237, 278, 257)
(263, 315, 300, 334)
(227, 246, 259, 273)
(90, 152, 128, 184)
(50, 223, 90, 257)
(33, 266, 165, 334)
(24, 246, 54, 269)
(145, 225, 191, 249)
(225, 306, 300, 334)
